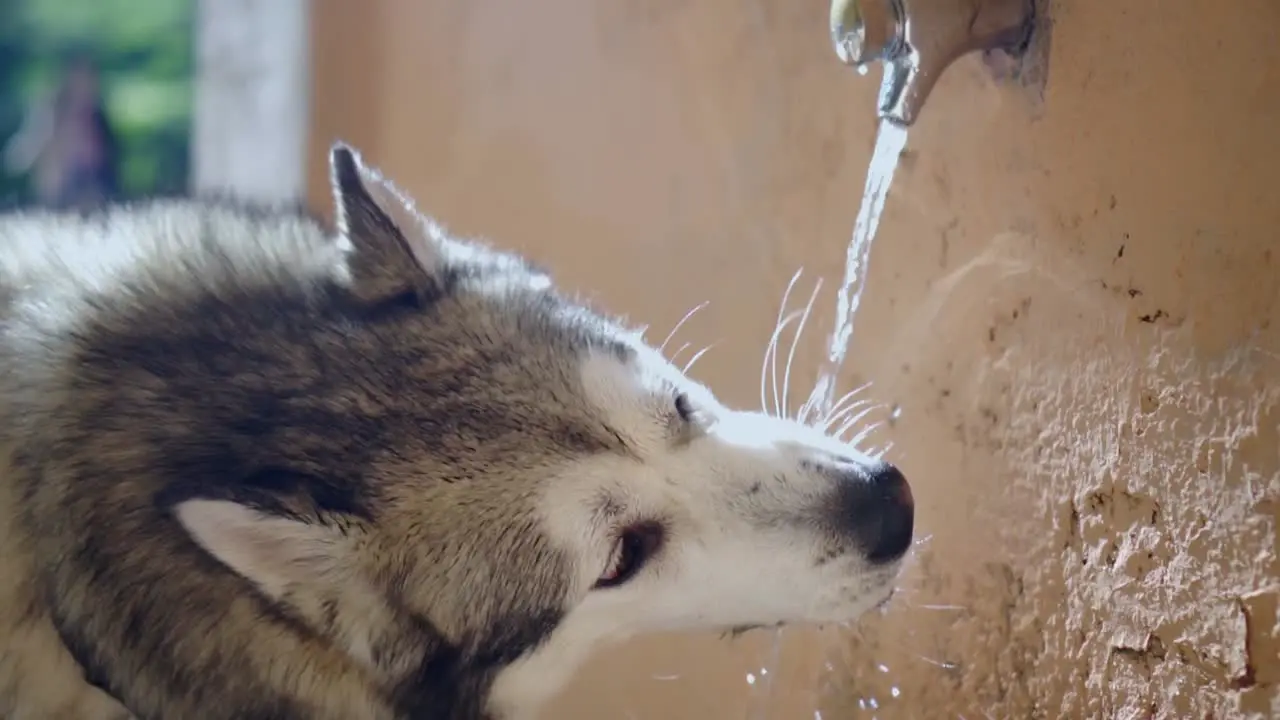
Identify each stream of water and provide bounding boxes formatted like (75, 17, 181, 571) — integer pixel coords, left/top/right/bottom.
(808, 118, 910, 420)
(750, 118, 909, 718)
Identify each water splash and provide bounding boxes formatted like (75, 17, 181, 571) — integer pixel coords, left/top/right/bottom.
(808, 119, 909, 418)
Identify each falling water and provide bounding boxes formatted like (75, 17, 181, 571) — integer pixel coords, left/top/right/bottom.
(809, 118, 909, 419)
(750, 118, 909, 719)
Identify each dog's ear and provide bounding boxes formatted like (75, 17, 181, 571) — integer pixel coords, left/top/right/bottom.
(175, 498, 360, 601)
(328, 142, 443, 307)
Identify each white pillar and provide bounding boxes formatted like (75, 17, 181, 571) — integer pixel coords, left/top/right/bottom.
(191, 0, 310, 202)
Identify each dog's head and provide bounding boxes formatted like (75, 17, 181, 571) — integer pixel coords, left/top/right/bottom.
(160, 145, 912, 716)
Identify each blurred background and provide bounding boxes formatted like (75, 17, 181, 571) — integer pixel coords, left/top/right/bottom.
(0, 0, 194, 209)
(0, 0, 305, 211)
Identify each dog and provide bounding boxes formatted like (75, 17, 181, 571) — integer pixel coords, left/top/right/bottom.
(0, 143, 914, 719)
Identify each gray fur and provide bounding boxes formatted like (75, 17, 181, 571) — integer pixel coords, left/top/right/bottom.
(0, 144, 635, 719)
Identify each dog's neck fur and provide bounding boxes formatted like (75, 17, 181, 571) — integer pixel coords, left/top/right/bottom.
(237, 557, 512, 719)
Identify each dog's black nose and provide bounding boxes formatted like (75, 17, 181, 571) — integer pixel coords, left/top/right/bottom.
(834, 462, 914, 564)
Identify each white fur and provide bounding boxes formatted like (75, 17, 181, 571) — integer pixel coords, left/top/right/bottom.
(489, 348, 900, 716)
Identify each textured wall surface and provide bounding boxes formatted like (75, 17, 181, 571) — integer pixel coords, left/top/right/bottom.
(308, 0, 1280, 716)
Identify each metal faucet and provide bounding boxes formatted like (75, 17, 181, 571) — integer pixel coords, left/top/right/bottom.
(830, 0, 1035, 127)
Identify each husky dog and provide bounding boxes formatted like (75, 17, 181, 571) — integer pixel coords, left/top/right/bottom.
(0, 144, 913, 720)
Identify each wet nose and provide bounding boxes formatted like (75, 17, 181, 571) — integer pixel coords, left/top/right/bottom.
(835, 462, 914, 564)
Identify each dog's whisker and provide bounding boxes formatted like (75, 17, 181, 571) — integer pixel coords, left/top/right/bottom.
(768, 310, 805, 419)
(827, 383, 873, 421)
(781, 278, 823, 421)
(846, 421, 885, 448)
(795, 397, 817, 425)
(821, 399, 873, 433)
(843, 405, 886, 436)
(761, 327, 783, 416)
(833, 406, 879, 440)
(777, 269, 805, 322)
(668, 341, 693, 365)
(866, 441, 893, 460)
(683, 344, 715, 374)
(815, 382, 873, 429)
(759, 342, 772, 415)
(762, 270, 805, 416)
(761, 325, 783, 415)
(660, 301, 709, 353)
(762, 319, 783, 415)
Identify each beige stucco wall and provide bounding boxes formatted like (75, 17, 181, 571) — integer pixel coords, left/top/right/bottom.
(307, 0, 1280, 716)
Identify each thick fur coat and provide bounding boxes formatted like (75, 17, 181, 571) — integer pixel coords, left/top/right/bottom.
(0, 145, 913, 719)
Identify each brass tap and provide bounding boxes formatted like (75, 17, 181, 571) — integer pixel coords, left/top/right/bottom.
(830, 0, 1035, 127)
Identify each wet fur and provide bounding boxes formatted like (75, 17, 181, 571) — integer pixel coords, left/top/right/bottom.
(0, 145, 910, 719)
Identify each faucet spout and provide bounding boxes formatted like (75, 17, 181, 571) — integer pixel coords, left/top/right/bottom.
(831, 0, 1035, 127)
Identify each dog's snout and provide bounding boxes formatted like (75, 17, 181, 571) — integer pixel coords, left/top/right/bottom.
(832, 462, 914, 564)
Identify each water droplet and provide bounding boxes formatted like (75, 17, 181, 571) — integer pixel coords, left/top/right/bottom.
(746, 673, 756, 685)
(890, 686, 901, 698)
(858, 699, 867, 709)
(857, 63, 870, 76)
(890, 404, 902, 421)
(869, 697, 879, 709)
(877, 663, 890, 673)
(759, 667, 768, 676)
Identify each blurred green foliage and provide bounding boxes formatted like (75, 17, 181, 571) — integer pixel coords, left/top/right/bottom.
(0, 0, 194, 206)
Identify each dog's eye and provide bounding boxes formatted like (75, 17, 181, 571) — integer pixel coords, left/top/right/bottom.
(674, 392, 695, 423)
(594, 522, 665, 590)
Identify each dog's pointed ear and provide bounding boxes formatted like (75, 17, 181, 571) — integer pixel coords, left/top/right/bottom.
(176, 499, 355, 600)
(329, 142, 442, 306)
